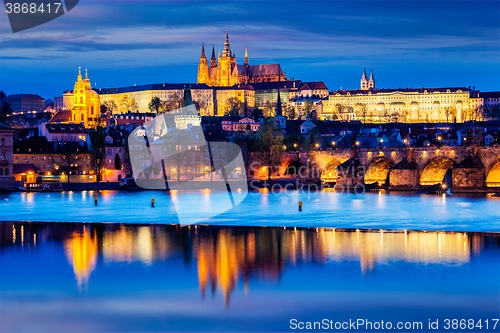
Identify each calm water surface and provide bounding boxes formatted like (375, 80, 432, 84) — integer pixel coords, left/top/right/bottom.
(0, 190, 499, 231)
(0, 223, 499, 332)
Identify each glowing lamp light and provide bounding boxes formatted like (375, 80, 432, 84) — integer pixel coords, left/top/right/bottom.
(293, 143, 297, 148)
(442, 184, 447, 189)
(331, 141, 336, 145)
(355, 141, 360, 146)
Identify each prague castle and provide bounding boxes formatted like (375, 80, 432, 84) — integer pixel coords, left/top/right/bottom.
(322, 69, 475, 123)
(197, 32, 286, 86)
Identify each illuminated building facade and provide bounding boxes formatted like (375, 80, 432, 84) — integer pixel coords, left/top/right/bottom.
(67, 68, 101, 128)
(323, 86, 471, 123)
(197, 33, 286, 87)
(0, 94, 44, 113)
(97, 83, 215, 115)
(215, 85, 255, 116)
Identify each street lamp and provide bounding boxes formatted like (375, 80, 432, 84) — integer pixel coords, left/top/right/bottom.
(379, 138, 383, 149)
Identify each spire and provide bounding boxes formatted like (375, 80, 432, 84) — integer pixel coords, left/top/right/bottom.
(362, 68, 367, 80)
(244, 45, 248, 67)
(223, 31, 231, 57)
(77, 67, 82, 82)
(276, 75, 282, 117)
(210, 44, 217, 68)
(201, 43, 206, 59)
(369, 70, 374, 81)
(84, 68, 89, 82)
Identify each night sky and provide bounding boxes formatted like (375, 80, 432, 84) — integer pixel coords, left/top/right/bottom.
(1, 0, 499, 99)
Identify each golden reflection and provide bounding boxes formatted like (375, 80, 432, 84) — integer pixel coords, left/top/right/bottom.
(4, 223, 494, 306)
(64, 227, 98, 290)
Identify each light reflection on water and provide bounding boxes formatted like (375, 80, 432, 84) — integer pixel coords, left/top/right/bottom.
(0, 222, 499, 332)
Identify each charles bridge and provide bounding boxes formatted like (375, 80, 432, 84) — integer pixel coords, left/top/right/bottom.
(284, 146, 500, 192)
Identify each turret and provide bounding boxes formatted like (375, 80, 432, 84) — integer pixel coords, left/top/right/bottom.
(222, 32, 231, 57)
(361, 68, 369, 90)
(368, 70, 375, 89)
(210, 44, 217, 68)
(244, 45, 248, 67)
(197, 43, 209, 84)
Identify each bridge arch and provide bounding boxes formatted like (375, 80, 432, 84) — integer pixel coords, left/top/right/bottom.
(419, 157, 454, 186)
(320, 158, 342, 183)
(486, 158, 500, 188)
(364, 157, 395, 184)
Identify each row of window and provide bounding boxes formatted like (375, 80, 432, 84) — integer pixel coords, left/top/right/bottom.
(0, 168, 9, 176)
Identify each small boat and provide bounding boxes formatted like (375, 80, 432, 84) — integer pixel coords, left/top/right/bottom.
(22, 182, 63, 192)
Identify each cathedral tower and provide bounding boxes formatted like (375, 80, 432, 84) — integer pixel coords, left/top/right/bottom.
(361, 68, 369, 90)
(244, 45, 248, 67)
(368, 70, 375, 89)
(71, 68, 100, 128)
(210, 44, 217, 68)
(197, 43, 209, 84)
(217, 32, 237, 86)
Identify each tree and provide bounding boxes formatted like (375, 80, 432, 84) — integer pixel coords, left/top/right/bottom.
(193, 100, 208, 116)
(262, 101, 274, 118)
(251, 108, 263, 120)
(360, 103, 367, 124)
(148, 96, 161, 113)
(100, 103, 108, 115)
(120, 95, 137, 113)
(232, 131, 257, 174)
(89, 126, 107, 182)
(114, 153, 122, 170)
(284, 104, 297, 120)
(162, 92, 182, 112)
(225, 97, 245, 117)
(103, 100, 118, 114)
(55, 143, 80, 184)
(334, 103, 344, 121)
(0, 102, 13, 124)
(0, 91, 6, 100)
(444, 105, 457, 123)
(257, 119, 284, 181)
(303, 99, 313, 117)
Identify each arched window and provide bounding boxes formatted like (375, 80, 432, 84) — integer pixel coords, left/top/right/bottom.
(73, 114, 76, 121)
(80, 97, 83, 104)
(91, 106, 94, 115)
(0, 138, 4, 146)
(81, 113, 84, 122)
(0, 153, 4, 161)
(0, 169, 3, 176)
(4, 168, 8, 176)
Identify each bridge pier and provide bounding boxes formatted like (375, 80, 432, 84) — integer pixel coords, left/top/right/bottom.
(451, 157, 486, 193)
(388, 159, 421, 191)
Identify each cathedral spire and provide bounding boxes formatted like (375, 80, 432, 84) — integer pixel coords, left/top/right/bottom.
(201, 43, 206, 59)
(369, 70, 374, 81)
(84, 69, 89, 82)
(223, 31, 231, 57)
(362, 68, 367, 80)
(244, 45, 248, 67)
(210, 44, 217, 68)
(276, 75, 282, 117)
(77, 67, 82, 82)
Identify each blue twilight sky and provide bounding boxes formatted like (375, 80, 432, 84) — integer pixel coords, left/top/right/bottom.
(1, 0, 499, 99)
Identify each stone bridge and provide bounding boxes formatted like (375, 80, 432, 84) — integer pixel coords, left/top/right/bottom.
(301, 146, 500, 192)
